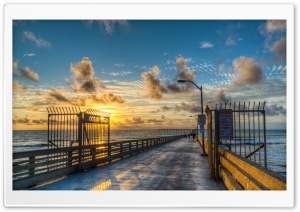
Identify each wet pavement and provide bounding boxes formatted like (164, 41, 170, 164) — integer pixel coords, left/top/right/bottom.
(29, 137, 226, 190)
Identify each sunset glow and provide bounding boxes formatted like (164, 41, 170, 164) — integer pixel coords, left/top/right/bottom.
(12, 20, 287, 130)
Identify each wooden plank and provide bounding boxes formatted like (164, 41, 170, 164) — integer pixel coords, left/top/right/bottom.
(219, 147, 286, 190)
(220, 167, 243, 190)
(220, 156, 268, 190)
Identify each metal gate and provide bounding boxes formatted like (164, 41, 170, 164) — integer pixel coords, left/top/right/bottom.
(205, 102, 266, 179)
(47, 107, 110, 171)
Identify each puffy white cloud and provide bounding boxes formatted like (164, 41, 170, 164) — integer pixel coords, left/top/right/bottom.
(70, 57, 104, 93)
(141, 66, 167, 100)
(271, 38, 286, 61)
(266, 20, 286, 32)
(232, 57, 264, 86)
(213, 88, 231, 103)
(13, 62, 39, 81)
(200, 42, 213, 48)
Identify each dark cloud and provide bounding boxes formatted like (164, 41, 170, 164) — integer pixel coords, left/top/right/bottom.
(13, 62, 39, 81)
(161, 106, 172, 111)
(213, 88, 231, 103)
(141, 66, 167, 100)
(13, 115, 47, 125)
(88, 93, 125, 105)
(148, 119, 164, 123)
(271, 38, 286, 61)
(166, 57, 197, 93)
(48, 88, 71, 103)
(70, 57, 104, 93)
(13, 80, 28, 92)
(124, 117, 145, 125)
(141, 58, 198, 100)
(178, 102, 201, 113)
(232, 57, 264, 86)
(265, 104, 286, 116)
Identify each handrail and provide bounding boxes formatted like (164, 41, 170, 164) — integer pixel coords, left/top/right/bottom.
(13, 135, 184, 190)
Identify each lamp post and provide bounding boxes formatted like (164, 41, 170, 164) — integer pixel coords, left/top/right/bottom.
(178, 80, 207, 156)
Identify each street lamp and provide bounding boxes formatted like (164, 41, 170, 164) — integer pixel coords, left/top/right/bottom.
(177, 80, 207, 156)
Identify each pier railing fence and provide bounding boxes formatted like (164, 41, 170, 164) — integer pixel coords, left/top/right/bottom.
(13, 106, 185, 190)
(204, 102, 267, 179)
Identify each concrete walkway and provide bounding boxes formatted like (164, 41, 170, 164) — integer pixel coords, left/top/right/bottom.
(29, 138, 226, 190)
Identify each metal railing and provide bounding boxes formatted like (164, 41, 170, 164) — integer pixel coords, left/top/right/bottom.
(205, 102, 267, 178)
(13, 135, 184, 190)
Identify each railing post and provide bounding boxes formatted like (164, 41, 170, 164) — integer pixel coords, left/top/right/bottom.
(67, 150, 72, 166)
(78, 112, 83, 171)
(205, 105, 213, 179)
(214, 109, 220, 179)
(263, 110, 267, 168)
(120, 143, 123, 158)
(108, 144, 111, 162)
(29, 156, 35, 176)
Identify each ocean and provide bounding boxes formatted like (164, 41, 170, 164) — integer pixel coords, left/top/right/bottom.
(12, 129, 287, 177)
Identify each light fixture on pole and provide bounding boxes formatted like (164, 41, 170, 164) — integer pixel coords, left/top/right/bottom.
(177, 79, 207, 156)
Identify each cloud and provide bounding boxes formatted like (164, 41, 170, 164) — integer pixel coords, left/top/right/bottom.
(13, 80, 28, 92)
(213, 88, 231, 103)
(148, 119, 164, 123)
(141, 66, 167, 100)
(264, 104, 286, 116)
(232, 57, 264, 86)
(225, 37, 236, 46)
(175, 57, 197, 82)
(13, 115, 47, 125)
(124, 117, 144, 125)
(271, 38, 286, 61)
(23, 31, 51, 48)
(13, 62, 39, 81)
(259, 20, 286, 61)
(266, 20, 286, 32)
(166, 57, 197, 93)
(113, 63, 125, 68)
(200, 42, 213, 48)
(88, 93, 125, 105)
(86, 20, 129, 34)
(23, 53, 36, 57)
(48, 88, 72, 103)
(177, 102, 201, 113)
(141, 57, 198, 100)
(70, 57, 105, 93)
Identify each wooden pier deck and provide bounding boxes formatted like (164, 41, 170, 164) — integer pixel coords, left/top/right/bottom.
(29, 137, 226, 190)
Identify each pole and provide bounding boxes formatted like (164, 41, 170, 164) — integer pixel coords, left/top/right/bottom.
(200, 86, 207, 156)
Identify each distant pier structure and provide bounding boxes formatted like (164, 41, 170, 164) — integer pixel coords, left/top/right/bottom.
(159, 129, 194, 134)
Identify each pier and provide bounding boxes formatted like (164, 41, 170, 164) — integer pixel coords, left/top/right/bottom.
(29, 137, 226, 190)
(13, 105, 286, 191)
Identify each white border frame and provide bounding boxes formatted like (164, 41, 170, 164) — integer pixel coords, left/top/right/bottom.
(3, 3, 294, 207)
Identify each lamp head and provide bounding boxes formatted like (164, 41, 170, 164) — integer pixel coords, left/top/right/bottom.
(177, 80, 187, 83)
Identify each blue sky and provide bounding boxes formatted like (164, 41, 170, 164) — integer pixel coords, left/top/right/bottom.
(12, 20, 287, 130)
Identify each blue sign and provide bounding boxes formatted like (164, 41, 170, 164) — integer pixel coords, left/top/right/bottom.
(198, 115, 206, 125)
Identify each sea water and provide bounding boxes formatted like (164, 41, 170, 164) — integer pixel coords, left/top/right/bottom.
(12, 129, 286, 176)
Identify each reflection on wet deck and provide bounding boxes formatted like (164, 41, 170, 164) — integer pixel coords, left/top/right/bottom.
(30, 138, 226, 190)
